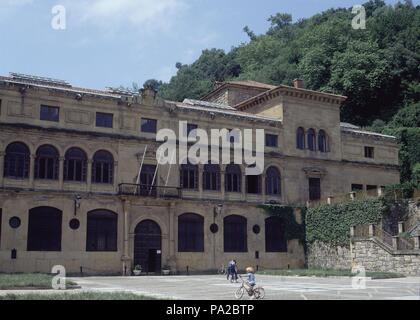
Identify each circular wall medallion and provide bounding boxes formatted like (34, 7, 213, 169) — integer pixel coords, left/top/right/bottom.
(9, 217, 21, 229)
(69, 218, 80, 230)
(252, 224, 261, 234)
(210, 223, 219, 234)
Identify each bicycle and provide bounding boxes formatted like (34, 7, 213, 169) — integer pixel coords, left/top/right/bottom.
(234, 275, 265, 300)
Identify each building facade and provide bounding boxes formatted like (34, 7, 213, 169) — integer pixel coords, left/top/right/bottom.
(0, 74, 400, 275)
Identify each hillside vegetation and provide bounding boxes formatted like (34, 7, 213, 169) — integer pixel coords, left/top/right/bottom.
(134, 1, 420, 184)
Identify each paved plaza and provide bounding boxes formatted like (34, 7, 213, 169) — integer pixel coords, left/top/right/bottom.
(61, 275, 420, 300)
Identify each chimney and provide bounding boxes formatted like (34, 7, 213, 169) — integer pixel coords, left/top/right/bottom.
(293, 78, 304, 89)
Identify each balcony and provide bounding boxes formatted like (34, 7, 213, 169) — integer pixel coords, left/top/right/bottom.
(118, 184, 181, 199)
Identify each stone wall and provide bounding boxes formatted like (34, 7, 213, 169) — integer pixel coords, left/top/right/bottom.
(353, 239, 420, 276)
(307, 239, 420, 276)
(307, 241, 352, 270)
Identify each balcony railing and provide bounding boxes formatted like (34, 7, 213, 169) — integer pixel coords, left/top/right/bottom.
(118, 183, 181, 199)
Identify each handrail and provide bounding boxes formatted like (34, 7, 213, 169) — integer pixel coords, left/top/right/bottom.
(118, 183, 181, 198)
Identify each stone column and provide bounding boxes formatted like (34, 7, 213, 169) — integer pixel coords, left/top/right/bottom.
(392, 236, 398, 250)
(327, 196, 334, 205)
(398, 222, 404, 234)
(350, 226, 355, 237)
(59, 157, 64, 190)
(169, 202, 176, 260)
(0, 151, 5, 188)
(220, 166, 225, 200)
(242, 173, 247, 201)
(87, 159, 93, 192)
(377, 186, 385, 197)
(350, 192, 356, 201)
(121, 198, 131, 275)
(368, 224, 375, 237)
(29, 154, 36, 189)
(261, 174, 266, 203)
(414, 236, 420, 250)
(113, 161, 119, 194)
(198, 164, 203, 199)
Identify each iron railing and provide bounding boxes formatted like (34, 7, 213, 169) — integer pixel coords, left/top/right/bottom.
(118, 183, 181, 199)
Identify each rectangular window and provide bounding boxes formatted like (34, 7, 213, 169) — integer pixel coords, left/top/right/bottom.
(96, 112, 113, 128)
(309, 178, 321, 201)
(40, 105, 59, 122)
(187, 123, 198, 136)
(352, 184, 364, 191)
(265, 134, 278, 147)
(364, 146, 374, 159)
(141, 118, 157, 133)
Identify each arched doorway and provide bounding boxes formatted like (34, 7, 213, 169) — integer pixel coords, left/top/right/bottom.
(134, 220, 162, 273)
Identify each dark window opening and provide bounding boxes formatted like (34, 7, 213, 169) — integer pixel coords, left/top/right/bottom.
(92, 150, 114, 184)
(96, 112, 113, 128)
(266, 166, 281, 196)
(307, 129, 316, 151)
(178, 213, 204, 252)
(35, 145, 59, 180)
(203, 164, 220, 191)
(64, 148, 87, 182)
(225, 164, 241, 193)
(246, 174, 261, 194)
(309, 178, 321, 201)
(265, 216, 287, 252)
(180, 162, 198, 190)
(40, 105, 59, 122)
(296, 127, 305, 149)
(141, 118, 157, 133)
(367, 185, 377, 190)
(86, 210, 118, 252)
(139, 165, 157, 196)
(265, 134, 278, 148)
(27, 207, 62, 251)
(224, 215, 247, 252)
(186, 123, 198, 137)
(352, 184, 364, 191)
(318, 130, 328, 153)
(4, 142, 30, 179)
(364, 147, 374, 159)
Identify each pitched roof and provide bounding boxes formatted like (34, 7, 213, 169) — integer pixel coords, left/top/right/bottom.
(216, 80, 277, 90)
(234, 84, 347, 110)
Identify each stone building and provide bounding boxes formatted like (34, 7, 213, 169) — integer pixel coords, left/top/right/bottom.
(0, 74, 400, 275)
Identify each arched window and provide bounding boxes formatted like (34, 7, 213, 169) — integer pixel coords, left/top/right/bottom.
(307, 128, 316, 151)
(4, 142, 30, 179)
(203, 164, 220, 191)
(86, 210, 118, 252)
(296, 127, 305, 150)
(92, 150, 114, 184)
(266, 166, 281, 196)
(27, 207, 62, 251)
(178, 213, 204, 252)
(225, 164, 241, 193)
(224, 215, 247, 252)
(265, 216, 287, 252)
(35, 145, 59, 180)
(318, 130, 328, 153)
(64, 147, 87, 182)
(180, 162, 198, 190)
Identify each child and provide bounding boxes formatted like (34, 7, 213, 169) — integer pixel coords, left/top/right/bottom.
(245, 267, 256, 294)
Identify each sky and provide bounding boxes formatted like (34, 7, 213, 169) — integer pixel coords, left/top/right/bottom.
(0, 0, 416, 90)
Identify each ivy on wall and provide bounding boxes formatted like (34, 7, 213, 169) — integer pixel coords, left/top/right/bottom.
(258, 205, 306, 245)
(306, 198, 388, 247)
